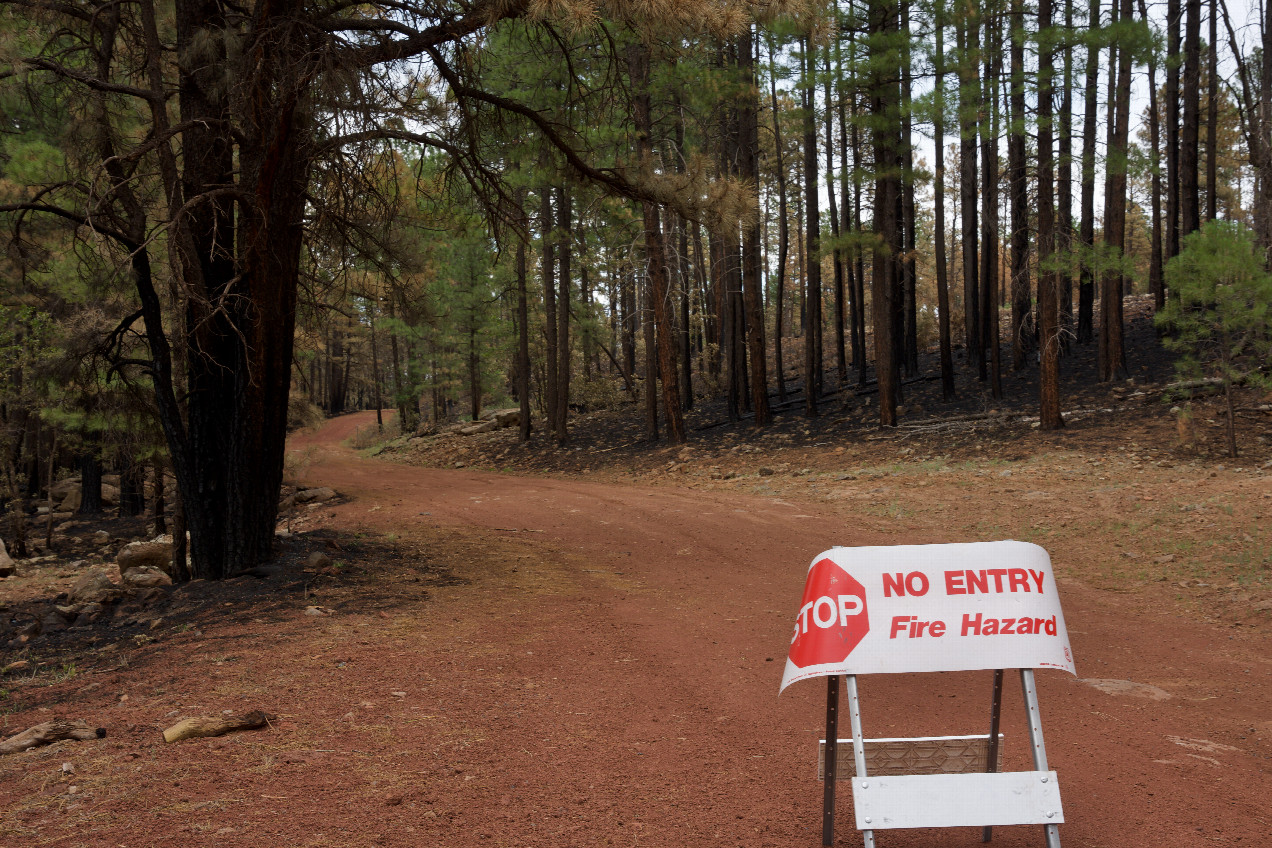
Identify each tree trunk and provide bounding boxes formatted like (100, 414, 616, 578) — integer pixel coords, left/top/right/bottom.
(933, 13, 956, 401)
(870, 0, 901, 427)
(516, 192, 532, 442)
(1009, 0, 1032, 370)
(540, 186, 558, 436)
(1206, 0, 1218, 221)
(1038, 0, 1066, 430)
(901, 0, 919, 379)
(1181, 0, 1202, 237)
(555, 185, 572, 444)
(1099, 0, 1132, 382)
(629, 42, 684, 443)
(1140, 0, 1165, 308)
(980, 8, 1002, 397)
(957, 14, 981, 368)
(77, 447, 102, 515)
(769, 33, 790, 404)
(1058, 0, 1076, 341)
(740, 26, 770, 427)
(1167, 0, 1182, 260)
(801, 37, 822, 417)
(1077, 0, 1101, 344)
(824, 47, 847, 388)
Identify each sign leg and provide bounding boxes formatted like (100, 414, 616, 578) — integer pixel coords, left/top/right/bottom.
(845, 675, 874, 848)
(983, 669, 1005, 843)
(823, 675, 839, 847)
(1020, 669, 1061, 848)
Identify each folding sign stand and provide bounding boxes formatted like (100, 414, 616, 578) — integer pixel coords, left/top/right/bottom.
(818, 670, 1063, 848)
(781, 542, 1076, 848)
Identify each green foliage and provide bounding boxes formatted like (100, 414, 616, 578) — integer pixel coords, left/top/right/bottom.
(1156, 221, 1272, 388)
(1157, 221, 1272, 456)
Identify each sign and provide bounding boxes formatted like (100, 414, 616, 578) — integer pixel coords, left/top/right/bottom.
(780, 541, 1075, 692)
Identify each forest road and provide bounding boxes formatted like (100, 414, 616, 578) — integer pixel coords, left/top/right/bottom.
(286, 410, 1272, 848)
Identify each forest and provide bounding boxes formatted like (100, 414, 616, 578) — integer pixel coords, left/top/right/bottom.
(2, 0, 1272, 580)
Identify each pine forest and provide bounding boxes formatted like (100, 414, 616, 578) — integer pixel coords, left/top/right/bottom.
(2, 0, 1272, 579)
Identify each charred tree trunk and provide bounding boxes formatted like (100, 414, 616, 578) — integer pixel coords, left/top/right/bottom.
(1077, 0, 1100, 343)
(801, 37, 822, 417)
(769, 33, 790, 404)
(933, 13, 956, 401)
(740, 26, 770, 427)
(1181, 0, 1202, 237)
(870, 0, 901, 426)
(957, 13, 981, 370)
(1038, 0, 1066, 430)
(1009, 0, 1033, 370)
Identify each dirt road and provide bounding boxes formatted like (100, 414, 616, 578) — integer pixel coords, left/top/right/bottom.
(286, 412, 1272, 847)
(4, 410, 1269, 847)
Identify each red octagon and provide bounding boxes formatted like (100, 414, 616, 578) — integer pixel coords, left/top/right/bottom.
(788, 558, 870, 669)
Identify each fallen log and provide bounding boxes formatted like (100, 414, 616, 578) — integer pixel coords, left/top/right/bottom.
(162, 710, 275, 743)
(0, 720, 106, 755)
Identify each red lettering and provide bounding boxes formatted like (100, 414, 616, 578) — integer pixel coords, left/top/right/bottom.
(1029, 570, 1046, 593)
(966, 570, 988, 593)
(1008, 568, 1029, 592)
(882, 573, 906, 598)
(945, 571, 966, 595)
(891, 616, 912, 638)
(987, 568, 1008, 592)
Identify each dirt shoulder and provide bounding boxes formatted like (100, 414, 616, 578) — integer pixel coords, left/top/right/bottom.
(1, 408, 1269, 848)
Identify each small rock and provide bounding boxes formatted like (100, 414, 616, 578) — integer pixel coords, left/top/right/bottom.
(0, 538, 14, 578)
(2, 660, 32, 675)
(69, 568, 123, 604)
(92, 530, 111, 546)
(122, 566, 173, 588)
(1154, 554, 1176, 564)
(295, 487, 336, 504)
(118, 541, 175, 577)
(758, 467, 775, 477)
(306, 551, 332, 570)
(61, 762, 74, 774)
(304, 606, 334, 617)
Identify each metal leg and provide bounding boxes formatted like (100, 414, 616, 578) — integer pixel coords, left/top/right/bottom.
(846, 675, 874, 848)
(824, 675, 839, 847)
(1020, 669, 1061, 848)
(983, 669, 1005, 843)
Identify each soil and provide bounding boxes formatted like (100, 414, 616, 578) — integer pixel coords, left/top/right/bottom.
(2, 306, 1271, 847)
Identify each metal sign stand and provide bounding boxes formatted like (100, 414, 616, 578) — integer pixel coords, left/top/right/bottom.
(820, 669, 1063, 848)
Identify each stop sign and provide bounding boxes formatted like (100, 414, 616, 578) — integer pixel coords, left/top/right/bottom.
(788, 558, 870, 668)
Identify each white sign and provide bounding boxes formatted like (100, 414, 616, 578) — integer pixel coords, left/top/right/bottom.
(780, 541, 1075, 693)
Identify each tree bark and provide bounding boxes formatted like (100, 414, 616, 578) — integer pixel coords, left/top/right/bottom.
(769, 33, 790, 404)
(957, 14, 981, 369)
(1038, 0, 1066, 430)
(870, 0, 901, 427)
(933, 13, 956, 401)
(1181, 0, 1202, 237)
(801, 37, 822, 417)
(1077, 0, 1101, 344)
(629, 42, 684, 443)
(1009, 0, 1032, 370)
(739, 26, 770, 427)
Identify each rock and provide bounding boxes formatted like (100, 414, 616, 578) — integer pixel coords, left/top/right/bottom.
(758, 467, 776, 477)
(92, 530, 111, 546)
(41, 608, 70, 633)
(118, 541, 174, 577)
(122, 566, 173, 588)
(69, 568, 123, 604)
(0, 538, 14, 577)
(100, 484, 120, 507)
(487, 408, 520, 428)
(49, 478, 80, 501)
(295, 487, 336, 504)
(2, 660, 31, 675)
(305, 551, 332, 570)
(58, 489, 81, 513)
(458, 421, 497, 436)
(304, 606, 334, 616)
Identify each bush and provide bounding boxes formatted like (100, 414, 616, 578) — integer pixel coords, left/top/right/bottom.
(1156, 220, 1272, 457)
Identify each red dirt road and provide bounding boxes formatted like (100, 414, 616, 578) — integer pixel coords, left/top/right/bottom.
(3, 411, 1269, 847)
(286, 413, 1272, 847)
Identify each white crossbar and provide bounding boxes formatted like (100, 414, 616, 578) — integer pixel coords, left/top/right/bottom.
(851, 770, 1064, 831)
